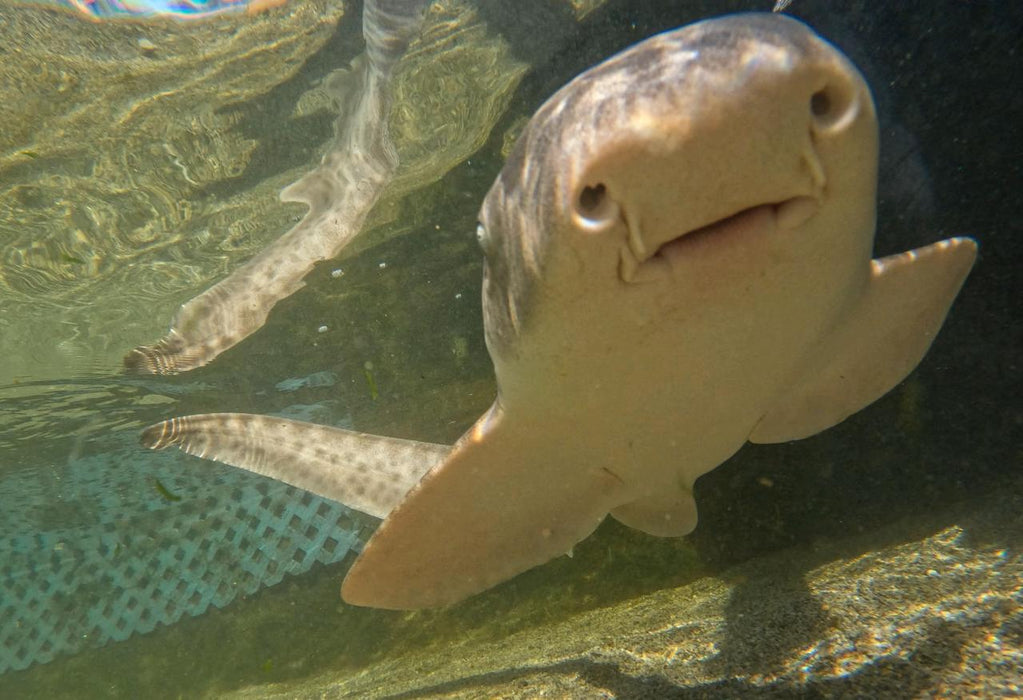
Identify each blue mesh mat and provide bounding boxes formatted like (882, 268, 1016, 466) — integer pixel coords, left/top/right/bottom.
(0, 417, 367, 672)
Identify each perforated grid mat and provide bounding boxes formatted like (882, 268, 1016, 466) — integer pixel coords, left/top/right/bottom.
(0, 424, 369, 673)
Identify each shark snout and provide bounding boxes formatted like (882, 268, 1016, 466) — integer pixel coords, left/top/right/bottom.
(611, 67, 869, 285)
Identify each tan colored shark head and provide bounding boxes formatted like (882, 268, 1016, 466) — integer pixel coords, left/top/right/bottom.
(474, 11, 881, 421)
(340, 13, 975, 608)
(478, 12, 875, 366)
(142, 13, 976, 611)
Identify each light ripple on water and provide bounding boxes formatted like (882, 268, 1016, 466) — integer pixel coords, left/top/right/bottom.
(0, 0, 525, 385)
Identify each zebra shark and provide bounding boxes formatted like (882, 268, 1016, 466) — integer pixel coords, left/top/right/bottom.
(142, 13, 977, 610)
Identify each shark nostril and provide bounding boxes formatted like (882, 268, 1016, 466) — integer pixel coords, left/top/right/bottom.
(574, 182, 620, 232)
(578, 183, 606, 214)
(811, 89, 832, 118)
(809, 81, 857, 133)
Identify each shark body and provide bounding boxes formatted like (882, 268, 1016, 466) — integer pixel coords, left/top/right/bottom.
(143, 13, 977, 609)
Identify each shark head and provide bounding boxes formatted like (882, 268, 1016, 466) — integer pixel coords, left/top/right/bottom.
(478, 13, 878, 407)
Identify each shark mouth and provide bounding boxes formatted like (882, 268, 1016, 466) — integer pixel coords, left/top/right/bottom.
(619, 195, 818, 283)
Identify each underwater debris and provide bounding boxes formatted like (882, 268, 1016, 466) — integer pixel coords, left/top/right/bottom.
(274, 371, 338, 393)
(362, 362, 379, 401)
(152, 477, 182, 502)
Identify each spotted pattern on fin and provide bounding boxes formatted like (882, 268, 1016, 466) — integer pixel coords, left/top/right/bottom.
(143, 413, 445, 519)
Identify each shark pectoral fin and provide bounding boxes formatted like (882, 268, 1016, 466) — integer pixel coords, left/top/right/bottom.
(751, 236, 977, 444)
(141, 413, 447, 519)
(341, 405, 630, 609)
(610, 487, 698, 537)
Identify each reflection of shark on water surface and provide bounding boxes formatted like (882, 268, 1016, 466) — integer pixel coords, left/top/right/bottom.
(125, 0, 433, 374)
(142, 13, 976, 610)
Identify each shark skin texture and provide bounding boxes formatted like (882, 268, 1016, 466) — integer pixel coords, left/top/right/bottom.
(142, 13, 977, 610)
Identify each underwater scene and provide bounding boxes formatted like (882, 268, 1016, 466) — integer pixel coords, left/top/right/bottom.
(0, 0, 1019, 696)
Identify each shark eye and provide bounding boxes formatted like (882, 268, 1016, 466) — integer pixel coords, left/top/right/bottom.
(573, 182, 620, 232)
(476, 222, 491, 254)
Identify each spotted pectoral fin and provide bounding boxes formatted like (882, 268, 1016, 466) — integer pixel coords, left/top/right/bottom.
(751, 236, 977, 444)
(141, 413, 447, 519)
(341, 405, 631, 609)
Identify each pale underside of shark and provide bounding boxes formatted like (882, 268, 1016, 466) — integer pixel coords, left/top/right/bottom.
(143, 13, 977, 610)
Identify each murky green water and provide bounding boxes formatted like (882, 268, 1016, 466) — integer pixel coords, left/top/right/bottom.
(1, 0, 1019, 697)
